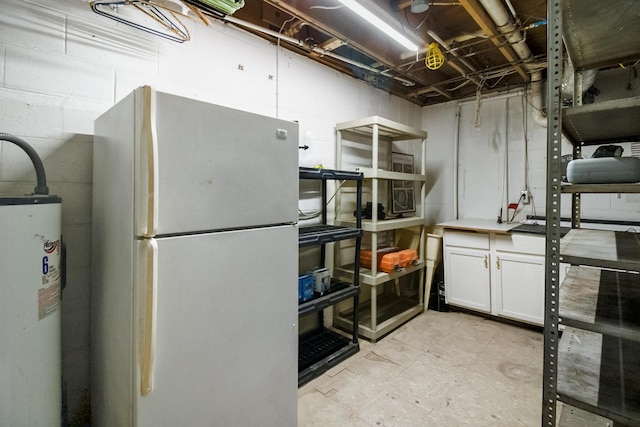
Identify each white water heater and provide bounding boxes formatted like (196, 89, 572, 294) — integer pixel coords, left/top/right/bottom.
(0, 134, 62, 426)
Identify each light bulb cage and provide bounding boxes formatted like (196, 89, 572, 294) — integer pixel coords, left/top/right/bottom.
(425, 42, 444, 70)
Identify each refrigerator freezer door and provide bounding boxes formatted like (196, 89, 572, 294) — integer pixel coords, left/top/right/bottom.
(136, 86, 299, 236)
(134, 225, 298, 427)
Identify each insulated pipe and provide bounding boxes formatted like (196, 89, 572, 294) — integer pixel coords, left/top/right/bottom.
(476, 0, 547, 127)
(530, 71, 547, 128)
(478, 0, 532, 64)
(0, 133, 49, 195)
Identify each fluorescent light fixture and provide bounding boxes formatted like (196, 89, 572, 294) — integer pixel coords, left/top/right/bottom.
(339, 0, 419, 52)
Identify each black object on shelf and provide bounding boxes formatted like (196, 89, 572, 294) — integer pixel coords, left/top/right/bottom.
(354, 202, 385, 220)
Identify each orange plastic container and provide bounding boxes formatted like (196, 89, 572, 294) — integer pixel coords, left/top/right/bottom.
(397, 249, 419, 268)
(379, 253, 402, 273)
(360, 247, 402, 273)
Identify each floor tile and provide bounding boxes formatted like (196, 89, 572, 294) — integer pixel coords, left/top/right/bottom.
(298, 310, 545, 427)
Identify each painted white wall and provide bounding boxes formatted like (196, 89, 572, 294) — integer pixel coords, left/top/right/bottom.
(0, 0, 422, 421)
(423, 85, 640, 227)
(422, 90, 551, 225)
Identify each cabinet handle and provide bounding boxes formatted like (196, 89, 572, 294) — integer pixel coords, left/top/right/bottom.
(484, 255, 488, 269)
(496, 256, 501, 270)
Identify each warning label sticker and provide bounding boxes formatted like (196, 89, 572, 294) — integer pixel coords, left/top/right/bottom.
(38, 281, 61, 320)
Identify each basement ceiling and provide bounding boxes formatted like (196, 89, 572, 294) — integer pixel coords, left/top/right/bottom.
(229, 0, 549, 106)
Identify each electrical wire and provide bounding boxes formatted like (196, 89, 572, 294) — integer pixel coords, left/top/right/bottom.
(298, 179, 347, 220)
(509, 193, 526, 222)
(473, 76, 486, 128)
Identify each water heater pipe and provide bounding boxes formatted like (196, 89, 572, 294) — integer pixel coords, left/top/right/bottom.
(0, 133, 49, 195)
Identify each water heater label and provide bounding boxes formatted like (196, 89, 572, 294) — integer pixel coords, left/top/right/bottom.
(39, 239, 61, 320)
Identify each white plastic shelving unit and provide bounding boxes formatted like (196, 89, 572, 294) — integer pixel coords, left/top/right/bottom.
(332, 116, 428, 341)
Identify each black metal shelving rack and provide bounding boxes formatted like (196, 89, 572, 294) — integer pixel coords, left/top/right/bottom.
(297, 167, 363, 387)
(543, 1, 640, 425)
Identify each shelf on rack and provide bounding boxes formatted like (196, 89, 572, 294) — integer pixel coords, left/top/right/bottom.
(354, 167, 427, 182)
(334, 293, 423, 341)
(560, 266, 640, 341)
(561, 182, 640, 194)
(562, 96, 640, 145)
(562, 0, 640, 71)
(298, 328, 359, 386)
(298, 224, 362, 247)
(298, 167, 363, 181)
(560, 229, 640, 271)
(337, 216, 424, 232)
(335, 116, 428, 140)
(336, 262, 425, 286)
(558, 327, 640, 425)
(298, 281, 359, 317)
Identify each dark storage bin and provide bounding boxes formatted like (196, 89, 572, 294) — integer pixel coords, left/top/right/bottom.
(428, 280, 449, 312)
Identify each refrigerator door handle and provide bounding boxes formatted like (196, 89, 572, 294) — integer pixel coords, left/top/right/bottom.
(138, 238, 158, 396)
(136, 85, 159, 237)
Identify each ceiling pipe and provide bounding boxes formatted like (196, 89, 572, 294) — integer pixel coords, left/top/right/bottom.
(478, 0, 532, 65)
(476, 0, 547, 127)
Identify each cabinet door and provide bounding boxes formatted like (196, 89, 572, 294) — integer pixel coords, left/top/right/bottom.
(444, 246, 491, 313)
(494, 251, 545, 325)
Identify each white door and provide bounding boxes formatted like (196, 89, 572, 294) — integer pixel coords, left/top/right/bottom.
(494, 251, 545, 325)
(135, 225, 298, 427)
(444, 246, 491, 313)
(135, 87, 299, 236)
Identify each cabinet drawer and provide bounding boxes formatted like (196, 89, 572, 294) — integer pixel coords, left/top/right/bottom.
(495, 233, 545, 255)
(444, 230, 489, 250)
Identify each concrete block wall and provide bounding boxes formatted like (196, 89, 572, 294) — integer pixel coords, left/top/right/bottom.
(0, 0, 421, 422)
(423, 90, 640, 226)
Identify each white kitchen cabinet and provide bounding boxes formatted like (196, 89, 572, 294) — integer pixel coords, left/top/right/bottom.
(441, 221, 553, 326)
(493, 251, 545, 325)
(444, 246, 491, 313)
(443, 230, 491, 313)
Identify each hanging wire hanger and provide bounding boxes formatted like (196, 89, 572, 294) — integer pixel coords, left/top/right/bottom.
(90, 0, 198, 43)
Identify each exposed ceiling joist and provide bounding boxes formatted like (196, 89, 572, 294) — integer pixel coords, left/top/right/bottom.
(229, 1, 547, 106)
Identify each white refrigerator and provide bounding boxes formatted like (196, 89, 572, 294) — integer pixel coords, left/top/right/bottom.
(92, 86, 298, 427)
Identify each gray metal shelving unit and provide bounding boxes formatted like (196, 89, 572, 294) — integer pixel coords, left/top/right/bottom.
(543, 1, 640, 425)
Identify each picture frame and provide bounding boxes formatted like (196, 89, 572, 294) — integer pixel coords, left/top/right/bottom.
(391, 152, 416, 214)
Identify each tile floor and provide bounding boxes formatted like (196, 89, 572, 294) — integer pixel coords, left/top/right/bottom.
(297, 310, 545, 426)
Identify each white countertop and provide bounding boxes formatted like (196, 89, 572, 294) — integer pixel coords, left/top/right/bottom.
(437, 218, 522, 234)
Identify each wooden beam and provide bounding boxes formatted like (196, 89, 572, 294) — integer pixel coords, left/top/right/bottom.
(458, 0, 529, 82)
